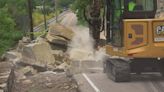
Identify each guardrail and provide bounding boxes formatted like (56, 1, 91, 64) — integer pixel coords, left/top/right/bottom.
(33, 11, 71, 32)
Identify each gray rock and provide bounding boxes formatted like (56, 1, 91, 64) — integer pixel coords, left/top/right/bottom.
(2, 52, 17, 61)
(0, 83, 6, 89)
(21, 41, 55, 67)
(22, 79, 32, 85)
(22, 37, 31, 43)
(19, 66, 37, 76)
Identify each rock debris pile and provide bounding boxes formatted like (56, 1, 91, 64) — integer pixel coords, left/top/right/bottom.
(0, 23, 79, 92)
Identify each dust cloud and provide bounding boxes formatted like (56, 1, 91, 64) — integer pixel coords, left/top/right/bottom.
(67, 26, 106, 61)
(61, 11, 106, 62)
(60, 12, 77, 28)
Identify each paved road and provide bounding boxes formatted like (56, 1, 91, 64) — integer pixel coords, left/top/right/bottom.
(74, 65, 164, 92)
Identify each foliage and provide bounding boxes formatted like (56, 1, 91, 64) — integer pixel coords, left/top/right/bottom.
(33, 0, 55, 7)
(71, 0, 91, 25)
(0, 31, 23, 55)
(57, 0, 75, 9)
(33, 11, 55, 26)
(0, 8, 15, 32)
(0, 0, 57, 56)
(32, 0, 56, 27)
(0, 0, 24, 56)
(72, 0, 104, 25)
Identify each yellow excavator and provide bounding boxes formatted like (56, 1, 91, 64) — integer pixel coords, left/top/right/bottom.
(103, 0, 164, 82)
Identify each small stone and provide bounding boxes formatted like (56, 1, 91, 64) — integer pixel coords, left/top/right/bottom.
(45, 83, 53, 88)
(22, 37, 31, 43)
(0, 83, 6, 88)
(46, 77, 51, 82)
(22, 79, 32, 84)
(20, 66, 37, 76)
(64, 85, 70, 89)
(15, 71, 27, 81)
(57, 62, 68, 70)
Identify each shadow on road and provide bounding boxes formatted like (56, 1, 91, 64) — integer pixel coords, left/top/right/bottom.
(130, 73, 164, 82)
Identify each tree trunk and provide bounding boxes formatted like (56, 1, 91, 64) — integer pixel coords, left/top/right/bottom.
(88, 0, 101, 48)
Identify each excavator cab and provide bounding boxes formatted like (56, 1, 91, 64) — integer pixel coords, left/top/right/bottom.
(106, 0, 157, 46)
(104, 0, 164, 82)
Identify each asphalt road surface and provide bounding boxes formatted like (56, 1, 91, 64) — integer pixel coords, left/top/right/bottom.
(74, 65, 164, 92)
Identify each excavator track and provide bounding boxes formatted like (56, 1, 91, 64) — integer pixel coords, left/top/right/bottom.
(159, 60, 164, 76)
(104, 58, 130, 82)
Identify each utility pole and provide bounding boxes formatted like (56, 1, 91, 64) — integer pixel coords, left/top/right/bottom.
(43, 0, 47, 30)
(28, 0, 34, 40)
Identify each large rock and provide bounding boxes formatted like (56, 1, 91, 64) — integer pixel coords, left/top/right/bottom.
(0, 62, 14, 92)
(2, 51, 21, 63)
(46, 24, 74, 48)
(21, 40, 55, 67)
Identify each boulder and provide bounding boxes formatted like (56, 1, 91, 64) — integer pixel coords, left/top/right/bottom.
(2, 51, 21, 62)
(21, 41, 55, 67)
(46, 24, 74, 48)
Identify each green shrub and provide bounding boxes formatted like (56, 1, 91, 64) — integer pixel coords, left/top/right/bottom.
(0, 8, 23, 55)
(0, 30, 23, 56)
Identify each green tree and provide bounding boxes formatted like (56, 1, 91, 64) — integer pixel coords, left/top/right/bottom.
(58, 0, 75, 8)
(0, 0, 24, 55)
(72, 0, 103, 48)
(71, 0, 91, 24)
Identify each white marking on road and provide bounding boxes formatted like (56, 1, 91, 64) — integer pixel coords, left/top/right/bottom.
(82, 73, 101, 92)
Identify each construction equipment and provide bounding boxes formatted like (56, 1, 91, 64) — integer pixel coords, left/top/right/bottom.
(103, 0, 164, 82)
